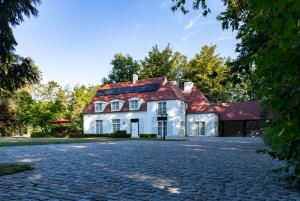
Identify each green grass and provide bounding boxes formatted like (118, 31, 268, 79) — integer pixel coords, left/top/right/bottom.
(0, 137, 117, 147)
(0, 136, 187, 148)
(0, 163, 33, 176)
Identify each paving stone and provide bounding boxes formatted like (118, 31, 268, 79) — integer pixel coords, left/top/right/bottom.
(0, 137, 299, 200)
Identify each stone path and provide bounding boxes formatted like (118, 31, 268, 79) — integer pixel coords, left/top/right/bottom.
(0, 137, 299, 201)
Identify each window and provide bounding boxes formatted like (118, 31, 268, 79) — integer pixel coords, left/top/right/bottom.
(157, 102, 167, 115)
(95, 120, 103, 134)
(130, 100, 139, 110)
(95, 103, 103, 112)
(111, 102, 120, 111)
(194, 121, 205, 136)
(112, 119, 120, 132)
(158, 121, 167, 137)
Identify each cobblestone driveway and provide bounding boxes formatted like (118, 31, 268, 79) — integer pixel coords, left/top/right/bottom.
(0, 137, 299, 201)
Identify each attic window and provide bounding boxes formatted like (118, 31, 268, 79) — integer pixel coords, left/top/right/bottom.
(129, 98, 142, 110)
(94, 101, 106, 112)
(111, 102, 120, 111)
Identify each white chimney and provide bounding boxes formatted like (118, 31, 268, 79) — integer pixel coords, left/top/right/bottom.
(184, 81, 193, 91)
(132, 74, 138, 84)
(170, 81, 178, 86)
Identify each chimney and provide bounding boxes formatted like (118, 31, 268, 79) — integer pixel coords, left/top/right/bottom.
(132, 74, 138, 84)
(184, 81, 193, 91)
(170, 81, 178, 86)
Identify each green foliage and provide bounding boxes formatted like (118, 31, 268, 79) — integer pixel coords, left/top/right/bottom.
(0, 0, 40, 60)
(0, 0, 41, 94)
(140, 44, 188, 83)
(0, 163, 33, 176)
(139, 134, 157, 138)
(184, 45, 234, 102)
(102, 54, 140, 84)
(171, 0, 300, 188)
(31, 132, 131, 138)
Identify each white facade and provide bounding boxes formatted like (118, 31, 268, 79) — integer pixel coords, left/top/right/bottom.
(84, 99, 218, 137)
(186, 113, 219, 136)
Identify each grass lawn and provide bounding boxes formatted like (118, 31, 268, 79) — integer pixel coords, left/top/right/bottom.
(0, 163, 33, 176)
(0, 136, 188, 148)
(0, 137, 117, 147)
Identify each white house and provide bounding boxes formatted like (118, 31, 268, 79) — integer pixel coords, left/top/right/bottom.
(83, 75, 219, 137)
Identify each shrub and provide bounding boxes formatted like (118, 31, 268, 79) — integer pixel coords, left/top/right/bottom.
(31, 131, 131, 138)
(111, 130, 131, 138)
(139, 134, 157, 138)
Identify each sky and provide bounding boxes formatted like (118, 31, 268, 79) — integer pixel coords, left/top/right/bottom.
(14, 0, 238, 87)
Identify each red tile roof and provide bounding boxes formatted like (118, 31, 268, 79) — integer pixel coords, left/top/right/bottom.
(182, 86, 214, 113)
(214, 101, 263, 121)
(84, 77, 187, 114)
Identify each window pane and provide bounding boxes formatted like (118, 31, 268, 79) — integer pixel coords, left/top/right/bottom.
(112, 119, 120, 132)
(96, 120, 103, 134)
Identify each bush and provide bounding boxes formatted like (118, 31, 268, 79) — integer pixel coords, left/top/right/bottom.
(31, 131, 131, 138)
(111, 130, 131, 138)
(139, 134, 157, 138)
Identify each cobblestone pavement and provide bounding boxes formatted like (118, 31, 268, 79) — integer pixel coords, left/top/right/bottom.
(0, 137, 299, 201)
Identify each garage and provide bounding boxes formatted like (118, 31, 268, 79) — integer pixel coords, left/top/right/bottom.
(215, 102, 263, 137)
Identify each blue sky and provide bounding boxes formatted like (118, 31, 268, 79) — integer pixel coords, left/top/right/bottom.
(14, 0, 238, 86)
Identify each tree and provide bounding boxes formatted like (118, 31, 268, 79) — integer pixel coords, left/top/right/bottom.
(184, 45, 233, 102)
(140, 44, 187, 82)
(0, 0, 41, 93)
(69, 84, 97, 120)
(171, 0, 300, 188)
(102, 54, 140, 83)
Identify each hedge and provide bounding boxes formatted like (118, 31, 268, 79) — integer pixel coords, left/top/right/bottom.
(31, 130, 131, 138)
(139, 134, 157, 138)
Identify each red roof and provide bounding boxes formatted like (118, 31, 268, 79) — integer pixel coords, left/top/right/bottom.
(49, 118, 73, 124)
(182, 86, 214, 113)
(84, 77, 187, 114)
(214, 101, 263, 121)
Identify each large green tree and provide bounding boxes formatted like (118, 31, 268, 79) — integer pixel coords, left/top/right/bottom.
(102, 54, 140, 84)
(184, 45, 233, 102)
(0, 0, 41, 93)
(139, 44, 187, 82)
(172, 0, 300, 188)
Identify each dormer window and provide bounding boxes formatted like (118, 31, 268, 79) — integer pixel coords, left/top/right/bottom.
(111, 99, 124, 112)
(94, 101, 107, 113)
(112, 102, 120, 111)
(129, 98, 142, 111)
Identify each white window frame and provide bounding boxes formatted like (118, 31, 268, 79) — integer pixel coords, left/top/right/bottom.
(194, 121, 205, 136)
(129, 98, 142, 111)
(111, 99, 124, 112)
(112, 119, 121, 132)
(94, 101, 107, 113)
(157, 101, 167, 116)
(95, 120, 103, 134)
(158, 120, 167, 137)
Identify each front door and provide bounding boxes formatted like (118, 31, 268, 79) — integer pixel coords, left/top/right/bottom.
(131, 122, 139, 138)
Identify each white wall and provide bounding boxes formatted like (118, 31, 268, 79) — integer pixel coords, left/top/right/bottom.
(83, 99, 186, 137)
(186, 113, 219, 136)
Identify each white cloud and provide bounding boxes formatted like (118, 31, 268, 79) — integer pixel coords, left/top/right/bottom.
(184, 16, 215, 30)
(184, 15, 201, 30)
(181, 32, 196, 41)
(159, 0, 169, 8)
(215, 34, 235, 41)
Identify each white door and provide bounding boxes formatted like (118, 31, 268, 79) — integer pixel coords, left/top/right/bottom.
(131, 122, 139, 138)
